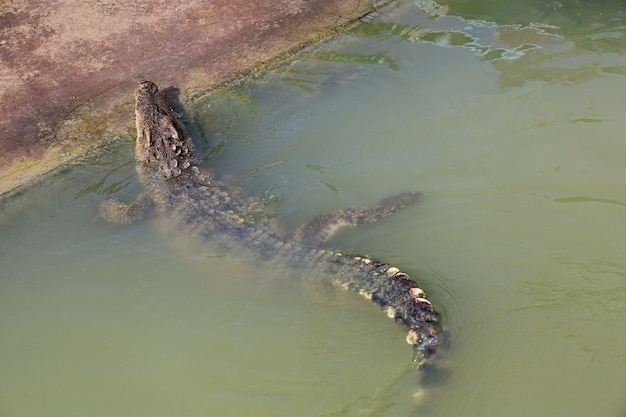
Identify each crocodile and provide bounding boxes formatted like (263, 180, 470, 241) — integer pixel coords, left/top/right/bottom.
(98, 80, 441, 365)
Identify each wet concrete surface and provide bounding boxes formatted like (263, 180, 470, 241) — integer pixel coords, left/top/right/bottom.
(0, 0, 384, 196)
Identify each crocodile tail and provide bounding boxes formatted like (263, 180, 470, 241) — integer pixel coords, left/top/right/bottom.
(303, 250, 441, 362)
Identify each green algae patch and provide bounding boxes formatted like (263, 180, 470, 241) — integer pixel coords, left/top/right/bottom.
(601, 66, 626, 75)
(321, 180, 339, 193)
(347, 21, 407, 39)
(570, 117, 605, 124)
(414, 30, 476, 48)
(305, 163, 325, 173)
(555, 196, 626, 207)
(309, 51, 399, 71)
(280, 77, 318, 93)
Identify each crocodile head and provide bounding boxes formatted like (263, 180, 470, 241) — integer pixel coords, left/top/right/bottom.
(134, 80, 196, 179)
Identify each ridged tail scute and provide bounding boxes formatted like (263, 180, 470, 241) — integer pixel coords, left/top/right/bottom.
(371, 270, 440, 362)
(322, 253, 441, 364)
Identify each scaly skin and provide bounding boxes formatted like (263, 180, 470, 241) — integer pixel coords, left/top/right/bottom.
(99, 80, 441, 363)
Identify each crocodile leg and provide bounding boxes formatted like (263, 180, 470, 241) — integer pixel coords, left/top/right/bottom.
(97, 192, 155, 224)
(292, 192, 423, 246)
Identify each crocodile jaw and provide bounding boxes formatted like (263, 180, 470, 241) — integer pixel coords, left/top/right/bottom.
(134, 80, 195, 180)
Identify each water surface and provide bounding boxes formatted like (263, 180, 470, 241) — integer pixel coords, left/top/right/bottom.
(2, 1, 626, 416)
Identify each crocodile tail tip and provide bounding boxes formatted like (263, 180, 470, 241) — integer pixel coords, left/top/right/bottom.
(407, 328, 440, 362)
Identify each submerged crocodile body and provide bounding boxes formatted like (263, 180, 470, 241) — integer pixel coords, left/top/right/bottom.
(99, 80, 441, 363)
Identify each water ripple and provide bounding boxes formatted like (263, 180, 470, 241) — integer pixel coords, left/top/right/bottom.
(519, 256, 626, 316)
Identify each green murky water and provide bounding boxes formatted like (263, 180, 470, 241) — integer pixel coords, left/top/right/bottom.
(2, 1, 626, 415)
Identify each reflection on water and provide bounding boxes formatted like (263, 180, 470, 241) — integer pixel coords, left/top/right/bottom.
(2, 0, 626, 416)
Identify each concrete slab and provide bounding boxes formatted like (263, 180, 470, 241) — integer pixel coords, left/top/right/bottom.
(0, 0, 387, 196)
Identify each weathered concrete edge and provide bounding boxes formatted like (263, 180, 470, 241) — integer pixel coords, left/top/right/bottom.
(0, 0, 396, 200)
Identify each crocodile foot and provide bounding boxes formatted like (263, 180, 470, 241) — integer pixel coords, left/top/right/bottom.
(97, 192, 155, 224)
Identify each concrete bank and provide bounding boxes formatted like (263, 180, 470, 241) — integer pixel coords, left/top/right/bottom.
(0, 0, 388, 196)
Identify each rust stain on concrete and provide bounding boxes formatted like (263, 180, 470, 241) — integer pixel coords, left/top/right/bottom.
(0, 0, 383, 196)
